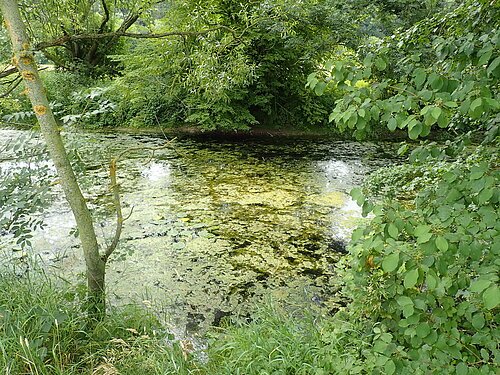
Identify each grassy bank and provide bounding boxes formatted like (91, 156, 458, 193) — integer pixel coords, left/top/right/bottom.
(0, 268, 363, 375)
(0, 269, 191, 374)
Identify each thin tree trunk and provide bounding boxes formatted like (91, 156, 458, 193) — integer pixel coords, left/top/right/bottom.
(0, 0, 106, 314)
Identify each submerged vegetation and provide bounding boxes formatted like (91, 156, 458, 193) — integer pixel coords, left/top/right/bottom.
(0, 0, 499, 373)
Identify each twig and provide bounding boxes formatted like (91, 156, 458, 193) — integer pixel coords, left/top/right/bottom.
(100, 138, 176, 263)
(101, 157, 122, 263)
(0, 76, 22, 98)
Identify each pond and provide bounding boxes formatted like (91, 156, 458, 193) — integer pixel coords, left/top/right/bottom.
(0, 128, 396, 333)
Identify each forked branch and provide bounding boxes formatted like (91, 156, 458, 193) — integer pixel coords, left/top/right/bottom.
(101, 138, 176, 263)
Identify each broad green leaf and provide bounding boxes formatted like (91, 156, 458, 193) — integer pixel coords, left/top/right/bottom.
(477, 50, 492, 66)
(387, 117, 397, 131)
(455, 362, 468, 375)
(435, 236, 448, 252)
(413, 68, 426, 88)
(375, 57, 387, 70)
(314, 81, 327, 96)
(417, 231, 433, 244)
(483, 285, 499, 310)
(477, 188, 493, 204)
(469, 97, 483, 118)
(408, 121, 422, 140)
(350, 188, 364, 205)
(416, 323, 430, 338)
(384, 359, 396, 375)
(414, 225, 430, 237)
(444, 101, 458, 108)
(397, 295, 413, 307)
(469, 279, 491, 293)
(471, 313, 485, 330)
(382, 252, 400, 273)
(404, 269, 419, 289)
(487, 56, 500, 76)
(426, 273, 438, 290)
(430, 106, 442, 120)
(402, 304, 414, 317)
(388, 223, 399, 239)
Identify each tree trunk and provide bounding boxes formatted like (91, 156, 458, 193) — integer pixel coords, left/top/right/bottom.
(0, 0, 106, 314)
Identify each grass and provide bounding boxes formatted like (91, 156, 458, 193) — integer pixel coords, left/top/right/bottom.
(0, 266, 193, 374)
(0, 263, 368, 375)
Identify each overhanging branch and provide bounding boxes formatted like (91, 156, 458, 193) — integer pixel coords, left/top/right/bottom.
(35, 26, 236, 50)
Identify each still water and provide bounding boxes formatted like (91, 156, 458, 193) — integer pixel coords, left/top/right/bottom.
(0, 128, 395, 332)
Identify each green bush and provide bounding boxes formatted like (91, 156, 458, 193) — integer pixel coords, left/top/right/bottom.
(341, 146, 499, 374)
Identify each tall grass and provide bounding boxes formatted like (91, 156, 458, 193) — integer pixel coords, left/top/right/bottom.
(205, 306, 369, 375)
(0, 264, 367, 375)
(0, 267, 193, 374)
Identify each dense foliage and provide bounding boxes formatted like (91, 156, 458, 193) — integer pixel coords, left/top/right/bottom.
(305, 0, 500, 373)
(308, 0, 499, 140)
(1, 0, 498, 374)
(1, 0, 451, 131)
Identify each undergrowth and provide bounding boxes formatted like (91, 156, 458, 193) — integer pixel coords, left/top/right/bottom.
(0, 266, 192, 374)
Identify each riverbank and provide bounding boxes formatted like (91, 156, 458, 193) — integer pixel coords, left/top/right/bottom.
(1, 267, 358, 375)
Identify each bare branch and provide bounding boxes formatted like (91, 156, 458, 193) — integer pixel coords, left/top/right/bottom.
(102, 158, 122, 263)
(98, 0, 110, 34)
(101, 138, 176, 263)
(0, 76, 22, 98)
(0, 66, 18, 79)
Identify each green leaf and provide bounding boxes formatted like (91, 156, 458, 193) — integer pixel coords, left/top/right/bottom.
(435, 236, 448, 252)
(404, 269, 419, 289)
(408, 121, 422, 140)
(388, 223, 399, 239)
(483, 285, 499, 310)
(487, 56, 500, 76)
(416, 323, 430, 338)
(413, 68, 426, 88)
(397, 295, 413, 306)
(420, 90, 433, 101)
(455, 362, 468, 375)
(384, 359, 396, 375)
(350, 188, 365, 205)
(426, 273, 438, 290)
(375, 57, 387, 70)
(469, 279, 491, 293)
(382, 252, 400, 273)
(470, 165, 486, 180)
(469, 98, 483, 118)
(314, 81, 327, 96)
(402, 304, 414, 317)
(477, 188, 493, 204)
(387, 117, 397, 131)
(414, 225, 430, 237)
(471, 313, 485, 330)
(417, 231, 432, 244)
(430, 106, 442, 120)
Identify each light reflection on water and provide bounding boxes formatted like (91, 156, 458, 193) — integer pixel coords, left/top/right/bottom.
(141, 161, 172, 184)
(0, 128, 395, 333)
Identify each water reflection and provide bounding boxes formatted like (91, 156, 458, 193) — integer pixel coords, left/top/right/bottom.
(0, 129, 395, 332)
(141, 161, 172, 184)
